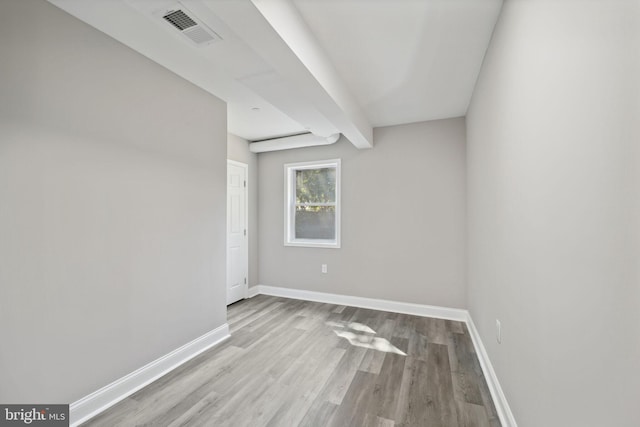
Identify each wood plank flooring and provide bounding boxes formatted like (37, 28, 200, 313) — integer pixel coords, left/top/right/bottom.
(82, 295, 500, 427)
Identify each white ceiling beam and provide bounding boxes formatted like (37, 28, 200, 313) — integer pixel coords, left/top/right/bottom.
(204, 0, 373, 149)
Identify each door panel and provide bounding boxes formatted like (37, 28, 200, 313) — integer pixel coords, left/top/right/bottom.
(227, 161, 247, 305)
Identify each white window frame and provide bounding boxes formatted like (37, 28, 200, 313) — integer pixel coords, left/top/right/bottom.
(284, 159, 341, 249)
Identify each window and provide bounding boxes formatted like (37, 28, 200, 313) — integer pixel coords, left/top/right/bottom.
(285, 159, 341, 248)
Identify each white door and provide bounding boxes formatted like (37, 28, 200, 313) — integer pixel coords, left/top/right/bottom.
(227, 160, 248, 305)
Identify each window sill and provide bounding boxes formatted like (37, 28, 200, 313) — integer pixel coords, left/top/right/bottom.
(285, 239, 341, 249)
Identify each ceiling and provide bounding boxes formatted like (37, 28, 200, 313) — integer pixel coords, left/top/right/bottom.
(48, 0, 503, 148)
(293, 0, 503, 127)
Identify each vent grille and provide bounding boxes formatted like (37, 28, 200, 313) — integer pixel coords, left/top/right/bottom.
(160, 8, 222, 46)
(163, 10, 197, 31)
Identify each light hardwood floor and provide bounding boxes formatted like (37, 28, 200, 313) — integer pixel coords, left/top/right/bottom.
(83, 295, 500, 427)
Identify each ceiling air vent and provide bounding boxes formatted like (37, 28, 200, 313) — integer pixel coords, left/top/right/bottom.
(163, 10, 197, 31)
(161, 8, 222, 46)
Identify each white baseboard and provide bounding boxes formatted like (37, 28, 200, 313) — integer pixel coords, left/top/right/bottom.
(465, 315, 518, 427)
(252, 284, 516, 426)
(70, 323, 230, 426)
(253, 284, 468, 321)
(247, 286, 260, 298)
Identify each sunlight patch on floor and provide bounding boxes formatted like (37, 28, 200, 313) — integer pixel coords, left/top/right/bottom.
(327, 320, 406, 355)
(326, 320, 376, 334)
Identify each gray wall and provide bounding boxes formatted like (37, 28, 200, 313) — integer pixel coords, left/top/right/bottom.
(466, 0, 640, 425)
(258, 119, 467, 308)
(0, 1, 228, 403)
(227, 133, 259, 287)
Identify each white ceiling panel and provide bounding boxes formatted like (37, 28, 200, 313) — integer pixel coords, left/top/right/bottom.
(292, 0, 503, 126)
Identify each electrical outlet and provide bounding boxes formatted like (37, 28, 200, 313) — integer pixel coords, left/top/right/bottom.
(496, 319, 502, 343)
(321, 264, 328, 274)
